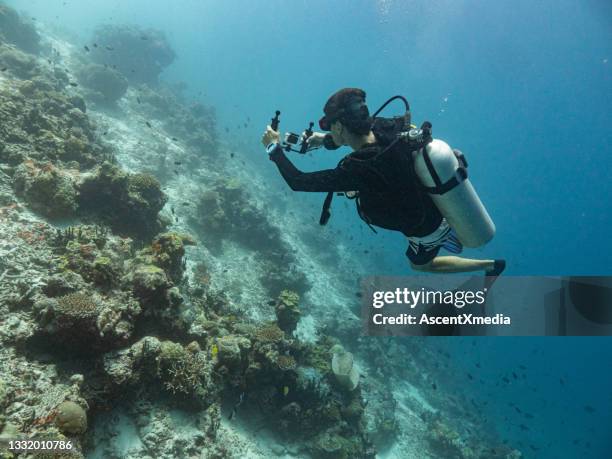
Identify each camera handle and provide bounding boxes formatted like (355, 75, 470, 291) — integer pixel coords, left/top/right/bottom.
(299, 122, 315, 154)
(271, 110, 280, 132)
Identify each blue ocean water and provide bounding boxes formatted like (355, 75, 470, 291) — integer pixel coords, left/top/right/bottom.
(9, 0, 612, 457)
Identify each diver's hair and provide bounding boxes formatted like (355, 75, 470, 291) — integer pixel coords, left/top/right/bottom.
(324, 88, 372, 135)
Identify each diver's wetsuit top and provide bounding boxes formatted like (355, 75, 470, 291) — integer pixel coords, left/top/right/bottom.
(269, 135, 443, 237)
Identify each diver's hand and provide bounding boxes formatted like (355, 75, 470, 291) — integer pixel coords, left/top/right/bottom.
(305, 131, 326, 148)
(261, 125, 281, 147)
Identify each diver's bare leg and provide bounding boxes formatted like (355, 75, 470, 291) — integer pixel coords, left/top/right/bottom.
(413, 256, 495, 274)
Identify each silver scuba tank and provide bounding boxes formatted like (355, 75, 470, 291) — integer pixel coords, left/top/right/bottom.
(413, 138, 495, 248)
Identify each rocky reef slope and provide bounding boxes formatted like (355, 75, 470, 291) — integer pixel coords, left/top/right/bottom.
(0, 4, 522, 458)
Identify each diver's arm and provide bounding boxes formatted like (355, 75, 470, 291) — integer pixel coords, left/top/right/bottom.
(267, 143, 362, 192)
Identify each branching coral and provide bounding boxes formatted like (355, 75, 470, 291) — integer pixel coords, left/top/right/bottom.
(56, 292, 99, 319)
(254, 323, 285, 344)
(163, 352, 208, 395)
(276, 354, 297, 371)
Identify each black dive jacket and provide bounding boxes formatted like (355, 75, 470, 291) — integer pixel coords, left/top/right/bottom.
(269, 131, 443, 237)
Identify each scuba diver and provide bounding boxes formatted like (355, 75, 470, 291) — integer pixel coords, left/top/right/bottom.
(261, 88, 505, 276)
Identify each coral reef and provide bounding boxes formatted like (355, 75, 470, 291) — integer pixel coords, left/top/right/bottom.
(76, 64, 129, 105)
(207, 319, 375, 458)
(149, 232, 195, 283)
(78, 163, 167, 240)
(31, 288, 140, 353)
(0, 43, 42, 79)
(102, 337, 218, 409)
(55, 401, 87, 435)
(0, 8, 525, 457)
(89, 25, 176, 85)
(193, 178, 310, 296)
(13, 160, 78, 218)
(0, 3, 41, 54)
(0, 75, 106, 169)
(136, 85, 217, 159)
(274, 289, 301, 334)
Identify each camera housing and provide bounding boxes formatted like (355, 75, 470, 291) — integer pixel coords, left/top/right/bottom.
(285, 132, 300, 145)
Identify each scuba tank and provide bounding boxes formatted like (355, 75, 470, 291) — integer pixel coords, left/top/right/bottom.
(412, 136, 495, 248)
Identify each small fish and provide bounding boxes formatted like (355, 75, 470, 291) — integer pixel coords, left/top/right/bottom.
(223, 269, 228, 273)
(140, 36, 148, 40)
(519, 424, 530, 431)
(529, 445, 539, 452)
(175, 216, 179, 222)
(174, 161, 182, 165)
(519, 365, 527, 370)
(211, 344, 218, 358)
(84, 45, 90, 52)
(136, 97, 141, 104)
(512, 372, 518, 379)
(432, 383, 437, 390)
(93, 43, 98, 48)
(102, 131, 108, 135)
(230, 153, 235, 158)
(524, 413, 534, 419)
(502, 377, 510, 383)
(105, 46, 114, 51)
(68, 82, 78, 87)
(475, 363, 481, 368)
(515, 406, 522, 414)
(467, 373, 474, 380)
(145, 121, 152, 128)
(283, 386, 289, 396)
(584, 405, 595, 413)
(244, 122, 248, 128)
(355, 292, 363, 298)
(170, 206, 175, 215)
(182, 202, 190, 206)
(174, 170, 179, 175)
(363, 250, 369, 254)
(559, 378, 565, 386)
(0, 67, 7, 72)
(267, 300, 276, 306)
(171, 137, 178, 141)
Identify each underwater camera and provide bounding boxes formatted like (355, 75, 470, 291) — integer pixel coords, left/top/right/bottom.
(271, 110, 316, 154)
